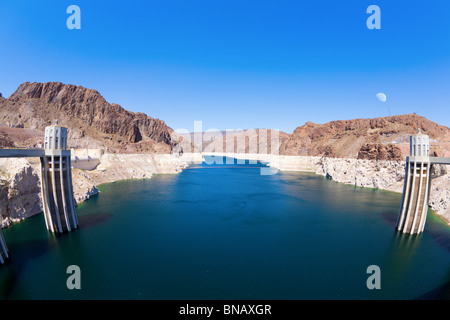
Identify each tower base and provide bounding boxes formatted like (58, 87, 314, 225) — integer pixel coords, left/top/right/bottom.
(396, 159, 432, 234)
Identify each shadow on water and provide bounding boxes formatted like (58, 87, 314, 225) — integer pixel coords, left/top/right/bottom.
(381, 211, 398, 228)
(1, 211, 112, 299)
(423, 217, 450, 253)
(414, 217, 450, 300)
(77, 212, 113, 229)
(417, 277, 450, 300)
(0, 237, 57, 299)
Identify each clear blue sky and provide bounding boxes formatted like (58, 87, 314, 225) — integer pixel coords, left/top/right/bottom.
(0, 0, 449, 133)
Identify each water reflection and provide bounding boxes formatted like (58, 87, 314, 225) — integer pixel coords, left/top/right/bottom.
(378, 231, 423, 299)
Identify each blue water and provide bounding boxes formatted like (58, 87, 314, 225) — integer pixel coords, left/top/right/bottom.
(1, 157, 449, 299)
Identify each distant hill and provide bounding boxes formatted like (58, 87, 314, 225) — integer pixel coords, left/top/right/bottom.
(0, 82, 177, 153)
(179, 129, 290, 154)
(280, 114, 450, 160)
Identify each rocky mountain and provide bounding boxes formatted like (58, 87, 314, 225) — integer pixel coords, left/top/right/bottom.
(0, 82, 177, 153)
(280, 114, 450, 160)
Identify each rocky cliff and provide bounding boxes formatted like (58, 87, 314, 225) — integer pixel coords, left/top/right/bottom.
(429, 174, 450, 219)
(0, 82, 177, 153)
(280, 114, 450, 160)
(314, 157, 406, 192)
(357, 143, 403, 161)
(0, 158, 42, 227)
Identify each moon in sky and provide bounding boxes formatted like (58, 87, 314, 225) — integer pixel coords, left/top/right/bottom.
(376, 93, 387, 102)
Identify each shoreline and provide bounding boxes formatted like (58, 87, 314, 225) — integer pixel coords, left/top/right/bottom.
(1, 152, 449, 228)
(201, 152, 450, 225)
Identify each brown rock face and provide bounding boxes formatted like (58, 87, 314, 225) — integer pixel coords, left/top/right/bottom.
(316, 145, 336, 158)
(281, 114, 450, 159)
(0, 132, 15, 148)
(0, 82, 176, 153)
(357, 143, 402, 161)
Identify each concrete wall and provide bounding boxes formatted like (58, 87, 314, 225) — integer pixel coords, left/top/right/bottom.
(71, 148, 103, 171)
(71, 148, 104, 159)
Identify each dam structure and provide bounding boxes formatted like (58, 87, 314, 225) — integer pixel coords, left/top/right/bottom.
(0, 122, 78, 264)
(396, 129, 450, 234)
(0, 230, 7, 264)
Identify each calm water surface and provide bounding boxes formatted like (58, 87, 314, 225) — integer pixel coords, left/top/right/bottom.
(1, 157, 449, 299)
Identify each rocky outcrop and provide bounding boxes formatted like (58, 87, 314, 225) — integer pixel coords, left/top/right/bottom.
(357, 143, 402, 161)
(71, 169, 99, 203)
(0, 159, 42, 228)
(0, 82, 176, 153)
(315, 157, 406, 193)
(429, 174, 450, 220)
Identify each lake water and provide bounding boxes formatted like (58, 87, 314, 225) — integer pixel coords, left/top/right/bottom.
(1, 157, 449, 299)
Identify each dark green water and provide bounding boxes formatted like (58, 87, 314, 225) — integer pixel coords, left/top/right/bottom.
(1, 157, 449, 299)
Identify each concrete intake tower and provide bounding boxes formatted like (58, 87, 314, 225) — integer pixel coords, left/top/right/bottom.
(41, 122, 78, 233)
(396, 129, 450, 234)
(0, 122, 79, 264)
